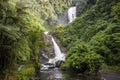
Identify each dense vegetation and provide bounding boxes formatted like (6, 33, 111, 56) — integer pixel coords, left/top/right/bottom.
(0, 0, 71, 79)
(0, 0, 45, 78)
(73, 0, 96, 16)
(54, 0, 120, 73)
(0, 0, 120, 79)
(36, 0, 72, 28)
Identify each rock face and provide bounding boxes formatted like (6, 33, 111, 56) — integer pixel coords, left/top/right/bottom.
(41, 32, 66, 68)
(41, 32, 54, 63)
(99, 69, 120, 80)
(47, 75, 56, 80)
(57, 10, 68, 25)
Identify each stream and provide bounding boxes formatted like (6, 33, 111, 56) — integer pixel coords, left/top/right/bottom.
(40, 68, 100, 80)
(39, 31, 120, 80)
(39, 32, 101, 80)
(38, 5, 120, 80)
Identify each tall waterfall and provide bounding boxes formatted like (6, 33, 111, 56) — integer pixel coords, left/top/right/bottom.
(48, 37, 65, 64)
(68, 6, 76, 23)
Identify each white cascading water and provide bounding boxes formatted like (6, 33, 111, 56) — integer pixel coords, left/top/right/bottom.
(68, 6, 76, 23)
(43, 31, 65, 65)
(48, 37, 65, 64)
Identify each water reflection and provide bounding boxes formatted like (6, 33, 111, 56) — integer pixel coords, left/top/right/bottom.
(40, 68, 64, 80)
(40, 68, 100, 80)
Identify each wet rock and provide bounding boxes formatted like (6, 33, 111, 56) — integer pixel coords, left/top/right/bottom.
(99, 69, 120, 80)
(41, 63, 55, 70)
(47, 75, 56, 80)
(55, 60, 64, 67)
(41, 32, 54, 63)
(29, 77, 41, 80)
(17, 65, 24, 71)
(44, 63, 55, 69)
(43, 33, 54, 56)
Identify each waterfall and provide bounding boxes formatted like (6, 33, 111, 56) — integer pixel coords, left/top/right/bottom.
(41, 32, 65, 70)
(48, 37, 65, 64)
(68, 6, 76, 23)
(44, 32, 65, 63)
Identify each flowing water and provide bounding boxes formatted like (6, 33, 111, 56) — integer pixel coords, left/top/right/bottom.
(40, 32, 100, 80)
(40, 32, 120, 80)
(68, 6, 76, 23)
(39, 6, 99, 80)
(40, 68, 101, 80)
(48, 37, 65, 64)
(39, 6, 120, 80)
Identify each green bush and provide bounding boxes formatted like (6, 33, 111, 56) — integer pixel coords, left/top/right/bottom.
(0, 0, 44, 75)
(63, 52, 103, 73)
(61, 43, 104, 73)
(55, 0, 120, 72)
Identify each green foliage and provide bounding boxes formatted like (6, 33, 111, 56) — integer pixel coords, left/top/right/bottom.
(62, 43, 104, 73)
(49, 0, 72, 15)
(111, 2, 120, 21)
(15, 64, 35, 80)
(90, 23, 120, 66)
(54, 0, 120, 73)
(73, 0, 96, 16)
(0, 0, 44, 76)
(112, 2, 120, 15)
(36, 0, 72, 27)
(65, 52, 103, 73)
(0, 25, 20, 72)
(67, 42, 90, 57)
